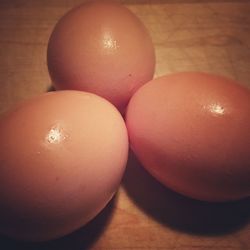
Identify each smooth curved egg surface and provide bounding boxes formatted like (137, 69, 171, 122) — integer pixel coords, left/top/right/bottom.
(126, 72, 250, 202)
(47, 0, 155, 113)
(0, 90, 128, 241)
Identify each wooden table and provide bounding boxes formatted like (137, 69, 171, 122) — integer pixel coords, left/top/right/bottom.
(0, 0, 249, 249)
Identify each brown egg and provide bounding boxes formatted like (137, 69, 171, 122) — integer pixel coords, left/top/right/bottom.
(0, 91, 128, 241)
(126, 72, 250, 202)
(47, 0, 155, 113)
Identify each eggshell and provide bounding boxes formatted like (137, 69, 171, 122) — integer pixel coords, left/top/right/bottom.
(0, 90, 128, 241)
(47, 0, 155, 113)
(126, 72, 250, 202)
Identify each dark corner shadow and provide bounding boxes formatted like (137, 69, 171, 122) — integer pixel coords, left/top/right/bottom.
(47, 85, 55, 92)
(0, 195, 117, 250)
(122, 150, 250, 236)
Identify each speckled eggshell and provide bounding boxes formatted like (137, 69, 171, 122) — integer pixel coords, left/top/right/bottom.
(126, 72, 250, 202)
(0, 90, 128, 241)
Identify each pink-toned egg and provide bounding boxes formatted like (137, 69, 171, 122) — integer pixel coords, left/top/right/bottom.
(47, 0, 155, 113)
(0, 91, 128, 241)
(126, 72, 250, 202)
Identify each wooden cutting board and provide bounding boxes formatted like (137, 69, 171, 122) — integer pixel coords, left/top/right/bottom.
(0, 1, 249, 249)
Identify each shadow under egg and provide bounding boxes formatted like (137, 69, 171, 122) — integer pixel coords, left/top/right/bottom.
(0, 194, 117, 250)
(47, 85, 55, 92)
(122, 150, 250, 236)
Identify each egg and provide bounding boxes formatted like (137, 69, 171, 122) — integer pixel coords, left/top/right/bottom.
(47, 1, 155, 112)
(126, 72, 250, 202)
(0, 90, 128, 241)
(47, 0, 155, 113)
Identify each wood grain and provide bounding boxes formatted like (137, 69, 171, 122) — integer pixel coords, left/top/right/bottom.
(0, 1, 249, 249)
